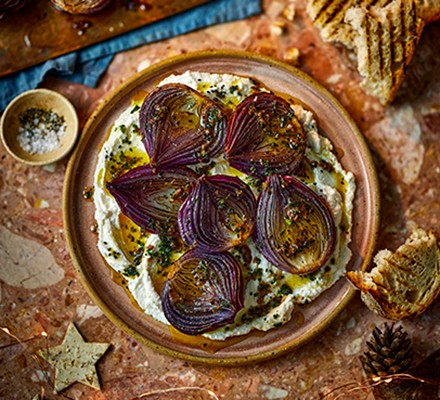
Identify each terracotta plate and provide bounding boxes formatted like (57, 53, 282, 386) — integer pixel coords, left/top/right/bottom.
(64, 50, 379, 365)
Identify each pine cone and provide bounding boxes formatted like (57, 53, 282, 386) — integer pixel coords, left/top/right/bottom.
(361, 323, 414, 378)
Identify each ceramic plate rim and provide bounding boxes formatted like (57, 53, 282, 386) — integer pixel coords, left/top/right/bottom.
(63, 50, 380, 365)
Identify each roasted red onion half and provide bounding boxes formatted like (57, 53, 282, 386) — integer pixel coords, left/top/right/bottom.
(140, 83, 227, 169)
(225, 92, 307, 179)
(162, 249, 244, 335)
(178, 175, 257, 252)
(256, 175, 336, 274)
(106, 165, 197, 235)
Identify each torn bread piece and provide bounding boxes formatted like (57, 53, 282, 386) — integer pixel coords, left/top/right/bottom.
(416, 0, 440, 23)
(306, 0, 389, 49)
(306, 0, 440, 105)
(345, 0, 424, 104)
(347, 228, 440, 320)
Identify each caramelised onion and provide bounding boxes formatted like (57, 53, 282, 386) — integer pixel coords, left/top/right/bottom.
(178, 175, 257, 252)
(140, 83, 227, 169)
(106, 165, 197, 235)
(162, 249, 244, 335)
(225, 92, 307, 179)
(256, 175, 336, 274)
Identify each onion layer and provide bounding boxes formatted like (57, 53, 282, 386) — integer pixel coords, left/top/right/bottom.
(225, 92, 307, 179)
(256, 175, 336, 274)
(106, 165, 197, 235)
(161, 249, 244, 335)
(140, 83, 227, 169)
(178, 175, 257, 252)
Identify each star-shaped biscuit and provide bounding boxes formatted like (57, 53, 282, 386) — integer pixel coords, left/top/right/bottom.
(38, 322, 110, 393)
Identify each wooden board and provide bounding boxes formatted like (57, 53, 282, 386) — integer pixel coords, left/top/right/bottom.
(0, 0, 210, 77)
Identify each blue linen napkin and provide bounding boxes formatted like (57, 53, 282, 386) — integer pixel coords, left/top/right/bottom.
(0, 0, 262, 112)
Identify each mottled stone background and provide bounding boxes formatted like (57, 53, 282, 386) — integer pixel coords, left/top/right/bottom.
(1, 0, 439, 399)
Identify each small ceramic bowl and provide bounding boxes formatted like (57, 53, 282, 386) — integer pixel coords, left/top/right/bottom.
(0, 89, 79, 166)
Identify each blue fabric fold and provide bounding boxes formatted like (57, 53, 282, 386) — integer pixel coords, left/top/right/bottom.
(0, 0, 261, 111)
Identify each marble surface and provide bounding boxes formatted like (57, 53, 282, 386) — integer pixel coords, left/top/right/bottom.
(1, 0, 439, 399)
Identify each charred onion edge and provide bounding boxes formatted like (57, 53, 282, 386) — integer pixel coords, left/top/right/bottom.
(225, 92, 307, 180)
(256, 174, 337, 274)
(106, 164, 197, 235)
(161, 248, 244, 335)
(178, 174, 257, 252)
(139, 83, 227, 169)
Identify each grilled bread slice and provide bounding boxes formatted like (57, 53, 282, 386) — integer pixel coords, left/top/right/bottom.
(307, 0, 440, 44)
(416, 0, 440, 23)
(347, 228, 440, 320)
(345, 0, 424, 104)
(306, 0, 439, 104)
(306, 0, 391, 49)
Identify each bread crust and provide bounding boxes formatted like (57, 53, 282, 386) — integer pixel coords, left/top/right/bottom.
(307, 0, 430, 105)
(346, 228, 440, 319)
(415, 0, 440, 23)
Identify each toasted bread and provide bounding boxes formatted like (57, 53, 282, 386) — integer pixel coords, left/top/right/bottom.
(415, 0, 440, 23)
(306, 0, 392, 49)
(345, 0, 424, 104)
(307, 0, 429, 105)
(347, 228, 440, 320)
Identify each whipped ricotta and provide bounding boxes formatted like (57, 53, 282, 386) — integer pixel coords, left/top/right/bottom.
(94, 72, 355, 340)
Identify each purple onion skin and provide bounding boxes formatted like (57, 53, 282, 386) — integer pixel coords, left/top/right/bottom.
(178, 175, 257, 253)
(225, 92, 307, 180)
(161, 249, 244, 335)
(256, 174, 336, 275)
(0, 0, 32, 14)
(140, 83, 227, 169)
(106, 165, 197, 235)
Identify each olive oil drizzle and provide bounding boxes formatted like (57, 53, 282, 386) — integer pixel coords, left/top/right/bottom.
(96, 81, 353, 339)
